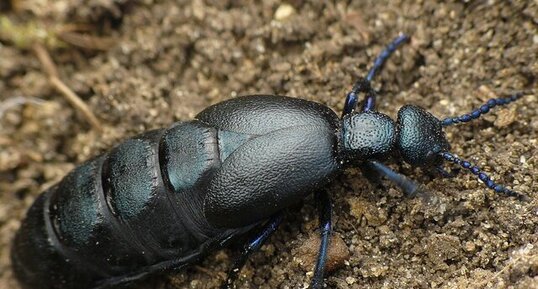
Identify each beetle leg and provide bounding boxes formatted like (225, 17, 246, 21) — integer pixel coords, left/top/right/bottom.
(360, 162, 385, 186)
(220, 213, 284, 289)
(361, 34, 410, 112)
(310, 190, 332, 289)
(342, 78, 373, 116)
(365, 34, 410, 83)
(367, 161, 424, 197)
(343, 34, 410, 116)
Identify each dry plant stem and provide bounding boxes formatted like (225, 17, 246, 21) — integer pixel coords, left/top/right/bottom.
(49, 77, 103, 131)
(58, 32, 116, 51)
(32, 43, 102, 131)
(32, 43, 58, 77)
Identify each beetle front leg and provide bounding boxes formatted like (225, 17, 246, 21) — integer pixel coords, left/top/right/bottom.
(221, 213, 284, 289)
(343, 34, 410, 116)
(367, 161, 423, 197)
(310, 191, 332, 289)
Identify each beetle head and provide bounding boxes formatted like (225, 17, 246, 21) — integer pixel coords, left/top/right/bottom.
(395, 104, 450, 167)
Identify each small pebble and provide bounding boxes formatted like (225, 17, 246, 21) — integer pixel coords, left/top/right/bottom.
(294, 233, 350, 273)
(274, 4, 296, 21)
(345, 276, 356, 284)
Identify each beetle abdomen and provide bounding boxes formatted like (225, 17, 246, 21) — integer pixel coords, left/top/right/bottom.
(12, 95, 343, 289)
(12, 121, 226, 289)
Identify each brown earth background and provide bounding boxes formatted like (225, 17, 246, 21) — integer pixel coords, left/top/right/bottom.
(0, 0, 537, 288)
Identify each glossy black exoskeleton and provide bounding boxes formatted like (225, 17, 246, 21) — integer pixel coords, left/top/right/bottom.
(11, 34, 528, 289)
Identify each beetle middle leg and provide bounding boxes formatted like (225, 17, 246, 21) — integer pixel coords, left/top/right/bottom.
(221, 213, 284, 289)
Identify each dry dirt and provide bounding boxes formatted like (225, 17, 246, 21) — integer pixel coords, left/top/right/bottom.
(1, 1, 537, 289)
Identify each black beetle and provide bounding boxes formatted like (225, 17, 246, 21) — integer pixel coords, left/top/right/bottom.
(11, 34, 528, 289)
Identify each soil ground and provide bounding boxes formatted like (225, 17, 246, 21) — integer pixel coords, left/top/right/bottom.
(0, 1, 537, 289)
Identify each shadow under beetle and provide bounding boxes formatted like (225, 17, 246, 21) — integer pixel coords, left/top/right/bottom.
(11, 34, 529, 289)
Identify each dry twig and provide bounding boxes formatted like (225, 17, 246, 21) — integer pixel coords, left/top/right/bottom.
(32, 43, 102, 131)
(58, 32, 116, 51)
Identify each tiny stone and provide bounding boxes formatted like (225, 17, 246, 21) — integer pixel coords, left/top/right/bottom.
(294, 233, 350, 273)
(274, 4, 296, 21)
(494, 107, 517, 128)
(345, 276, 356, 284)
(464, 241, 476, 252)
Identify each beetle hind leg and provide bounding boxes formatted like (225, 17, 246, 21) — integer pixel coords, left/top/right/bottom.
(310, 190, 332, 289)
(220, 213, 284, 289)
(222, 192, 332, 289)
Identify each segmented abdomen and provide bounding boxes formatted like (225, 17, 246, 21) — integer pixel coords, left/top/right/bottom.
(12, 121, 225, 289)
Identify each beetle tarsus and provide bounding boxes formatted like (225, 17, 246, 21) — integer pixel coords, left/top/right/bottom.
(365, 33, 410, 83)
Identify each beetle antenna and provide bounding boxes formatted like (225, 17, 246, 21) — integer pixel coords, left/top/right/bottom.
(438, 151, 528, 201)
(441, 92, 524, 126)
(343, 34, 410, 116)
